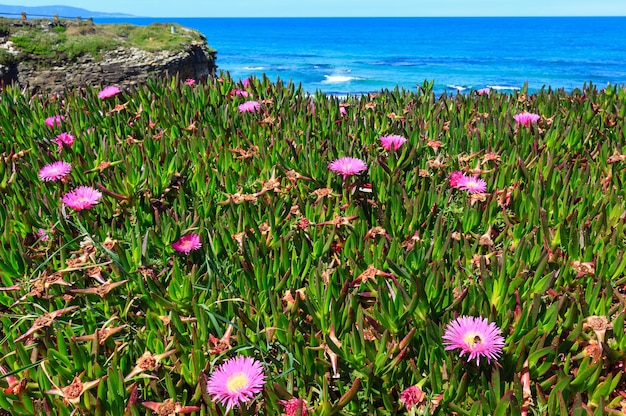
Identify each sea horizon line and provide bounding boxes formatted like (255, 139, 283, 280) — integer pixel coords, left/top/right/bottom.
(101, 15, 626, 19)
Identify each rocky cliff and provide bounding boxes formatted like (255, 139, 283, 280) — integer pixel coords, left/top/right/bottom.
(0, 18, 217, 93)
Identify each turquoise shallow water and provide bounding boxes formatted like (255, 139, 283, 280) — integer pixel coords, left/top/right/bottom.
(95, 17, 626, 95)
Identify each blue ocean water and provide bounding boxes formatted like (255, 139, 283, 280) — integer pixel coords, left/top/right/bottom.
(94, 17, 626, 95)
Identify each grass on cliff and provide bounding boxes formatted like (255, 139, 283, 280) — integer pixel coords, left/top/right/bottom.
(0, 74, 626, 415)
(1, 17, 210, 65)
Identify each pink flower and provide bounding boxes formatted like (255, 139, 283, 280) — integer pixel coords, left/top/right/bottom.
(242, 78, 251, 88)
(37, 228, 50, 242)
(98, 85, 121, 99)
(53, 132, 75, 150)
(457, 175, 487, 194)
(380, 134, 407, 151)
(279, 398, 309, 416)
(449, 170, 465, 188)
(400, 385, 426, 410)
(172, 234, 202, 254)
(442, 316, 505, 365)
(207, 355, 266, 411)
(513, 111, 540, 126)
(231, 89, 250, 97)
(38, 161, 71, 181)
(339, 106, 347, 117)
(238, 100, 260, 113)
(328, 157, 367, 180)
(476, 88, 490, 95)
(184, 78, 196, 86)
(61, 186, 103, 211)
(45, 115, 64, 128)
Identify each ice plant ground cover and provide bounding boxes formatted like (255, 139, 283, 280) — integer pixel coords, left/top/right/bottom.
(0, 75, 625, 415)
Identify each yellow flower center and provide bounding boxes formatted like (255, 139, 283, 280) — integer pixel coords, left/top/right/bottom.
(463, 331, 483, 349)
(226, 372, 249, 393)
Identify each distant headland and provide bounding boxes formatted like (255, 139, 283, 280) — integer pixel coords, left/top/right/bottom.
(0, 4, 135, 19)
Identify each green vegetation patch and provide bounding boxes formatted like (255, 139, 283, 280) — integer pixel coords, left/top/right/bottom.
(0, 48, 17, 65)
(127, 23, 207, 51)
(1, 17, 210, 66)
(0, 75, 625, 415)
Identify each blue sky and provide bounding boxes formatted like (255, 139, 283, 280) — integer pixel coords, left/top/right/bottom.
(3, 0, 626, 17)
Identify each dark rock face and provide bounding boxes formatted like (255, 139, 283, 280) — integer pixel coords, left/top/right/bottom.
(1, 40, 217, 93)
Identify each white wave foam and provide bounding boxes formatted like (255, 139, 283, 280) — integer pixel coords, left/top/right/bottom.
(322, 75, 359, 84)
(447, 84, 470, 91)
(244, 66, 264, 70)
(488, 85, 521, 91)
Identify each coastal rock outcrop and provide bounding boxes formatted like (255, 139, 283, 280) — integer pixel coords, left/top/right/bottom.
(0, 19, 217, 93)
(13, 42, 216, 93)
